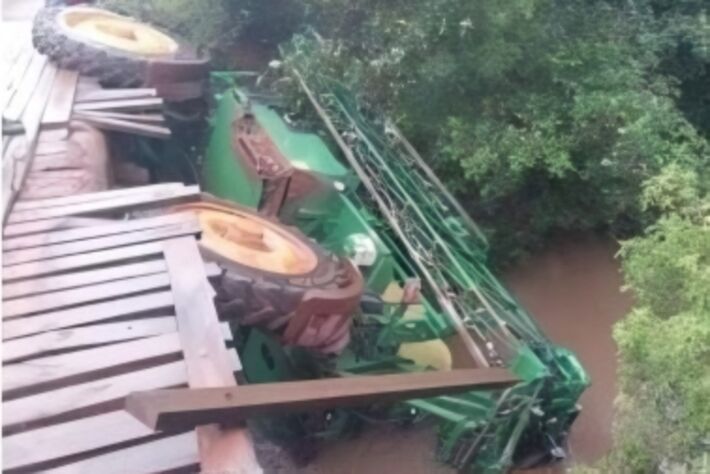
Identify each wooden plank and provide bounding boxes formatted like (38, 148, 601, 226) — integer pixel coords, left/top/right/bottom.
(3, 411, 154, 471)
(2, 317, 177, 363)
(12, 182, 185, 212)
(1, 49, 32, 112)
(43, 69, 79, 126)
(127, 368, 518, 431)
(3, 218, 200, 265)
(2, 214, 192, 251)
(3, 259, 221, 299)
(39, 128, 70, 142)
(75, 88, 157, 103)
(7, 184, 199, 223)
(4, 216, 119, 238)
(75, 115, 171, 139)
(35, 140, 69, 156)
(162, 237, 259, 473)
(45, 432, 199, 474)
(3, 273, 172, 319)
(73, 97, 163, 112)
(3, 360, 187, 427)
(2, 241, 164, 281)
(3, 332, 182, 392)
(3, 52, 47, 122)
(3, 290, 173, 340)
(72, 110, 165, 124)
(20, 62, 58, 139)
(31, 152, 84, 172)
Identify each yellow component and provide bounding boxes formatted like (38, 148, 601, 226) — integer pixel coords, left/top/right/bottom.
(398, 339, 453, 371)
(59, 7, 179, 56)
(176, 202, 319, 276)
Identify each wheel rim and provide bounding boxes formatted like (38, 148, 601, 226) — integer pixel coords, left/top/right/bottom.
(58, 7, 178, 56)
(176, 202, 320, 276)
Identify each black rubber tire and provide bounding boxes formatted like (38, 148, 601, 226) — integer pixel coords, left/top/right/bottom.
(32, 6, 207, 87)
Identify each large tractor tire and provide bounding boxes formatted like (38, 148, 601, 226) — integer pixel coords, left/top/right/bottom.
(175, 198, 364, 354)
(32, 6, 209, 87)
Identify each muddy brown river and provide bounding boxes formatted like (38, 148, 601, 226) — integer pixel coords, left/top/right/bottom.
(293, 235, 633, 474)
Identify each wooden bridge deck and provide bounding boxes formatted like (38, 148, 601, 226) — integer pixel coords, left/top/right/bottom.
(2, 185, 261, 473)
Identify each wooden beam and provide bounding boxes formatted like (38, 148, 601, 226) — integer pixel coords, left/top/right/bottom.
(3, 52, 47, 122)
(7, 185, 199, 223)
(74, 114, 171, 139)
(43, 432, 199, 474)
(75, 88, 157, 103)
(3, 333, 182, 392)
(126, 368, 518, 431)
(2, 241, 164, 281)
(2, 411, 155, 471)
(4, 216, 117, 238)
(2, 290, 173, 340)
(3, 218, 200, 266)
(72, 110, 165, 124)
(3, 360, 187, 428)
(2, 317, 177, 363)
(162, 237, 260, 473)
(3, 273, 172, 319)
(42, 69, 79, 127)
(2, 212, 193, 251)
(72, 97, 163, 112)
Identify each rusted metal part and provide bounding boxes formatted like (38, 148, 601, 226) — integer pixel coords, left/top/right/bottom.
(126, 368, 519, 431)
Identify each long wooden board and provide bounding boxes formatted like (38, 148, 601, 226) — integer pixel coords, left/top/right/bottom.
(3, 273, 172, 319)
(2, 317, 177, 363)
(3, 219, 200, 266)
(73, 110, 165, 124)
(42, 69, 79, 126)
(127, 368, 518, 431)
(162, 237, 260, 473)
(2, 241, 164, 281)
(3, 360, 188, 427)
(20, 62, 58, 139)
(3, 332, 182, 392)
(4, 216, 117, 238)
(2, 212, 192, 251)
(72, 97, 163, 112)
(75, 88, 157, 103)
(44, 432, 199, 474)
(74, 115, 171, 139)
(3, 290, 174, 340)
(3, 410, 156, 471)
(7, 185, 199, 223)
(3, 52, 47, 122)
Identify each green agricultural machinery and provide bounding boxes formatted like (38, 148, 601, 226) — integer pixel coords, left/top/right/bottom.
(200, 38, 589, 473)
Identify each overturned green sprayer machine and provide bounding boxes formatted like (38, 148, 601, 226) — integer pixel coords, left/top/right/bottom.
(202, 35, 589, 473)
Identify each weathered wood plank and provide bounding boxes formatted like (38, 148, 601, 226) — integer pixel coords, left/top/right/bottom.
(162, 237, 259, 473)
(4, 216, 119, 238)
(42, 69, 79, 126)
(12, 182, 184, 212)
(75, 88, 157, 103)
(3, 332, 182, 392)
(3, 360, 187, 427)
(3, 259, 221, 299)
(72, 110, 165, 124)
(2, 317, 177, 363)
(20, 62, 58, 139)
(1, 49, 32, 112)
(2, 241, 164, 281)
(3, 273, 172, 319)
(3, 52, 47, 122)
(127, 368, 518, 431)
(3, 218, 200, 265)
(45, 432, 199, 474)
(3, 290, 174, 340)
(3, 260, 166, 299)
(2, 411, 155, 471)
(7, 185, 199, 223)
(75, 115, 171, 139)
(73, 97, 163, 112)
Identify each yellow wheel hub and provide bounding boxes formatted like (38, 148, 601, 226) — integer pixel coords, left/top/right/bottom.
(398, 339, 453, 371)
(176, 202, 319, 276)
(59, 7, 178, 56)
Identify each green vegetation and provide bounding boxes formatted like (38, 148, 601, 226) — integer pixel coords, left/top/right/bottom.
(101, 0, 709, 470)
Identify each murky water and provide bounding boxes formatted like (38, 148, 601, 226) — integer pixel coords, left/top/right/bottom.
(294, 235, 632, 473)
